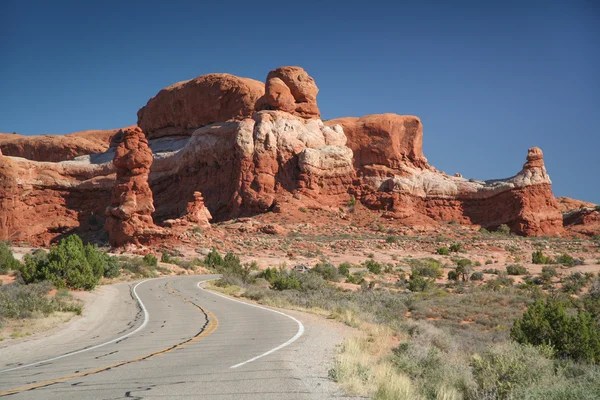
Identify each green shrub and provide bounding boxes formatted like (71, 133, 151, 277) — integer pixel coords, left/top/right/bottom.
(160, 251, 171, 263)
(311, 262, 340, 282)
(562, 272, 592, 294)
(364, 259, 382, 275)
(347, 196, 357, 207)
(271, 274, 301, 291)
(496, 224, 511, 235)
(511, 297, 600, 364)
(385, 235, 398, 244)
(103, 255, 121, 278)
(471, 271, 484, 281)
(532, 250, 553, 265)
(261, 267, 278, 283)
(555, 253, 576, 267)
(143, 254, 157, 267)
(449, 243, 463, 253)
(506, 264, 528, 275)
(436, 247, 449, 255)
(18, 235, 103, 290)
(204, 247, 223, 268)
(540, 266, 557, 283)
(456, 258, 473, 281)
(0, 242, 20, 274)
(448, 270, 459, 281)
(337, 262, 351, 277)
(471, 342, 554, 399)
(408, 270, 434, 292)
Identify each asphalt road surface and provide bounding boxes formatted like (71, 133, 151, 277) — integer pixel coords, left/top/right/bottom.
(0, 275, 340, 399)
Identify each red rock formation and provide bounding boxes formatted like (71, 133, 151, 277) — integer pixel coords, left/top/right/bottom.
(326, 114, 428, 172)
(0, 128, 120, 162)
(150, 110, 355, 223)
(137, 74, 265, 139)
(564, 208, 600, 237)
(105, 127, 160, 246)
(556, 197, 596, 213)
(257, 66, 320, 119)
(0, 66, 572, 245)
(183, 192, 212, 227)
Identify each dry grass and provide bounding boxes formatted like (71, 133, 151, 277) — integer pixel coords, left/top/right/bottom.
(0, 311, 76, 342)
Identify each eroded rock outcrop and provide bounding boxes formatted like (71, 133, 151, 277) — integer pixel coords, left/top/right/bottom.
(257, 66, 320, 119)
(105, 127, 161, 246)
(0, 65, 572, 246)
(355, 147, 563, 236)
(138, 74, 265, 139)
(150, 110, 354, 223)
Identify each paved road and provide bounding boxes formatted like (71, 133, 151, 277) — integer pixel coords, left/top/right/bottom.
(0, 275, 338, 399)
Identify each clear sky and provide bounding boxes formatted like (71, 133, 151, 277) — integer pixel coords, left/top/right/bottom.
(1, 0, 598, 203)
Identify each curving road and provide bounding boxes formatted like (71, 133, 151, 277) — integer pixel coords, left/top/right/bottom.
(0, 275, 343, 399)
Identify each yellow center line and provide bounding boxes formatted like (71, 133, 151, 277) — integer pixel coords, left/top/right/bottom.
(0, 281, 218, 397)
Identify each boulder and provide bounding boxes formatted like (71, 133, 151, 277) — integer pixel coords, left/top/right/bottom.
(257, 66, 320, 119)
(138, 74, 265, 139)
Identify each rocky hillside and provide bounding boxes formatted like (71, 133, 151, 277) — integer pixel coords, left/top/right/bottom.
(0, 66, 596, 247)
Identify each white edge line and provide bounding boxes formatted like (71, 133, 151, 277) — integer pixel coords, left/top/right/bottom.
(197, 281, 305, 369)
(0, 280, 150, 373)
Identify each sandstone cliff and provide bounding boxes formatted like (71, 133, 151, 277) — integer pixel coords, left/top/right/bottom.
(0, 66, 576, 246)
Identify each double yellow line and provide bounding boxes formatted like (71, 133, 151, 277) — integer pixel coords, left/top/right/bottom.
(0, 282, 218, 397)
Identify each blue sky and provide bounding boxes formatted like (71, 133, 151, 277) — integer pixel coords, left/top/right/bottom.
(1, 0, 598, 203)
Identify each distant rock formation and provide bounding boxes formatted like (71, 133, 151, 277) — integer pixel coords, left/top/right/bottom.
(0, 65, 581, 246)
(0, 128, 119, 162)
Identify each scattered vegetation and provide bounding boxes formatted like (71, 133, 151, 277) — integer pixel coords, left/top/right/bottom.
(0, 281, 82, 320)
(0, 242, 20, 274)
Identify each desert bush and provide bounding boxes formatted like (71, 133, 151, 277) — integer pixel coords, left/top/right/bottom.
(18, 235, 105, 290)
(540, 266, 557, 283)
(483, 268, 501, 275)
(562, 272, 593, 294)
(470, 271, 484, 281)
(0, 281, 82, 319)
(436, 247, 450, 255)
(160, 250, 171, 263)
(271, 273, 302, 291)
(456, 259, 473, 281)
(0, 242, 20, 274)
(532, 250, 553, 265)
(204, 247, 223, 268)
(364, 260, 382, 275)
(408, 270, 434, 292)
(471, 341, 554, 399)
(311, 262, 341, 282)
(448, 270, 459, 281)
(449, 243, 462, 253)
(555, 253, 577, 267)
(496, 224, 511, 235)
(385, 236, 399, 244)
(143, 254, 157, 267)
(118, 256, 158, 278)
(338, 262, 351, 277)
(506, 264, 528, 275)
(511, 297, 600, 363)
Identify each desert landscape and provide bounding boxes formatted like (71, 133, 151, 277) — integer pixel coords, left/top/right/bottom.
(1, 65, 599, 400)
